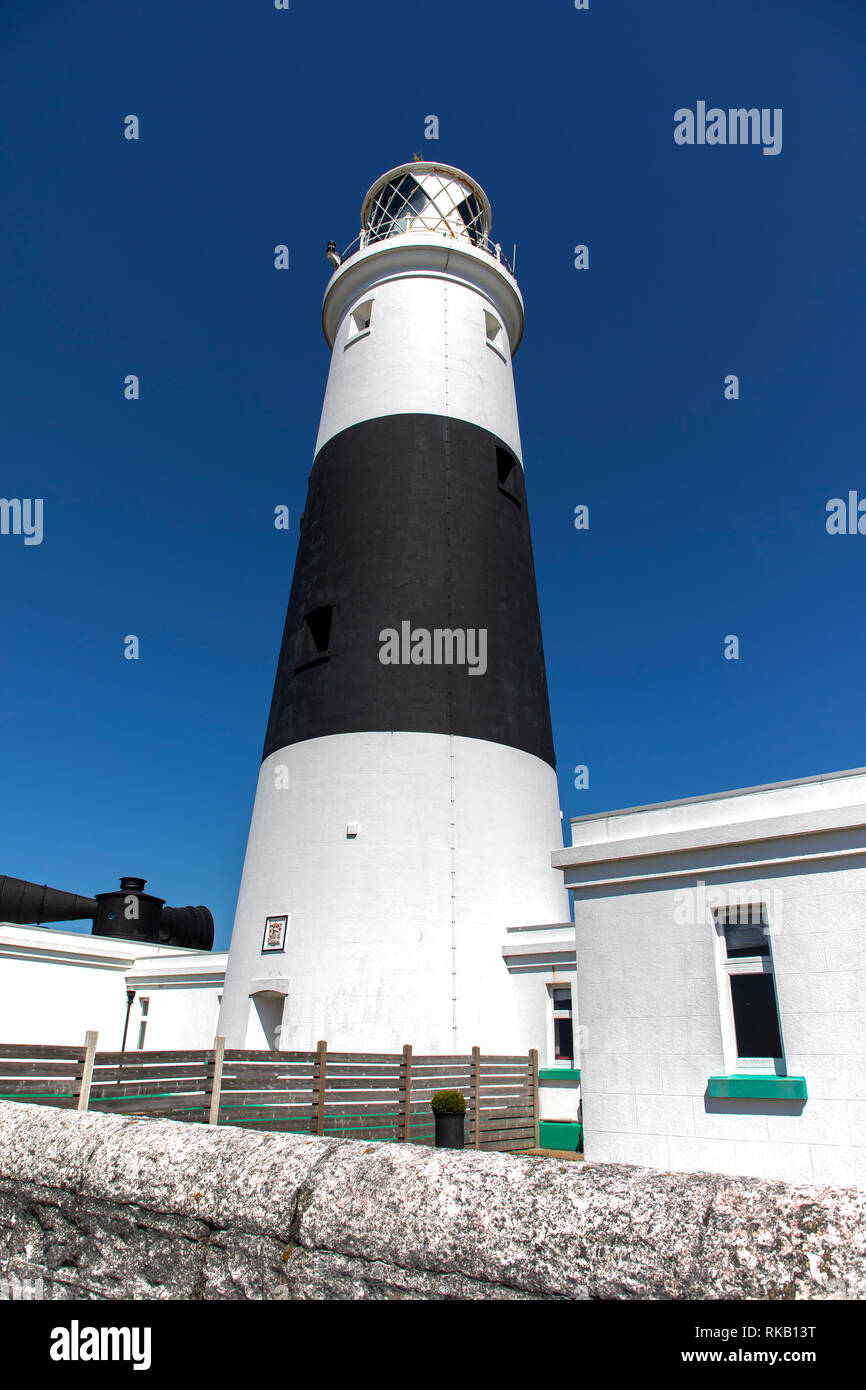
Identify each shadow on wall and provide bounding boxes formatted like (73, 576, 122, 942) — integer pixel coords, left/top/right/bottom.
(704, 1096, 807, 1119)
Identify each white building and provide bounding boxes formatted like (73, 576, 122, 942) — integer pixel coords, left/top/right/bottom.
(553, 766, 866, 1187)
(4, 762, 866, 1182)
(0, 917, 579, 1143)
(0, 924, 227, 1052)
(0, 919, 575, 1077)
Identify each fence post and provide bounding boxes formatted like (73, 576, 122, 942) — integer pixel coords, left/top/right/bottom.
(529, 1048, 540, 1149)
(76, 1031, 98, 1112)
(399, 1043, 413, 1142)
(206, 1035, 226, 1125)
(312, 1039, 327, 1136)
(471, 1045, 481, 1149)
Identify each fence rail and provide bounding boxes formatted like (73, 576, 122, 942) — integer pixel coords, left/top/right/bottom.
(0, 1036, 540, 1152)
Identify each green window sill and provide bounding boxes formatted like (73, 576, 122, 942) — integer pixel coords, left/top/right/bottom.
(539, 1067, 581, 1083)
(707, 1075, 807, 1101)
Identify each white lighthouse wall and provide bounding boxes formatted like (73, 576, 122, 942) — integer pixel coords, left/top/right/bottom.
(315, 266, 523, 461)
(218, 732, 570, 1054)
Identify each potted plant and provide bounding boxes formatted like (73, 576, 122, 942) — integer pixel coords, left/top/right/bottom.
(431, 1089, 466, 1149)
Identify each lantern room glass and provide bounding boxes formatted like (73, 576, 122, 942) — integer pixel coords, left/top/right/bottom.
(363, 166, 490, 248)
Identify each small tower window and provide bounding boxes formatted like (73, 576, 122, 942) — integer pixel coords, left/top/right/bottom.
(345, 299, 373, 346)
(296, 605, 334, 671)
(496, 446, 522, 506)
(485, 310, 507, 360)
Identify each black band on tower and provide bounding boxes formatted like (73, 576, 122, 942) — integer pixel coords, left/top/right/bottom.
(262, 413, 556, 768)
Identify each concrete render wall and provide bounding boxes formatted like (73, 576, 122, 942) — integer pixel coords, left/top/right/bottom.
(316, 242, 524, 458)
(0, 926, 228, 1051)
(221, 734, 568, 1053)
(559, 772, 866, 1189)
(0, 1101, 864, 1301)
(0, 919, 570, 1068)
(574, 861, 866, 1187)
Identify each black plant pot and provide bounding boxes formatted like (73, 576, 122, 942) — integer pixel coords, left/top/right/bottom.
(434, 1111, 465, 1149)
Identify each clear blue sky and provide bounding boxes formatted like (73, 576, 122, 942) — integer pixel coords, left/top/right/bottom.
(2, 1, 864, 947)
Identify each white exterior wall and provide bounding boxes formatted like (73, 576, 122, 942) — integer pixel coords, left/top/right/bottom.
(502, 924, 581, 1123)
(502, 920, 578, 1081)
(125, 954, 228, 1051)
(539, 1077, 581, 1123)
(0, 924, 226, 1051)
(220, 733, 570, 1054)
(316, 237, 524, 459)
(554, 768, 866, 1186)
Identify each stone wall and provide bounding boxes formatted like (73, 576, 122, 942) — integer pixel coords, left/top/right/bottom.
(0, 1101, 863, 1300)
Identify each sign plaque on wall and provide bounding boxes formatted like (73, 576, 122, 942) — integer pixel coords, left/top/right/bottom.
(261, 914, 288, 953)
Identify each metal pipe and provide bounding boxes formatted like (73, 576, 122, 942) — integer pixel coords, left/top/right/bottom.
(121, 989, 136, 1052)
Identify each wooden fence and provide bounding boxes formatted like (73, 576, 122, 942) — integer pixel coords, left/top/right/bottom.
(0, 1036, 540, 1153)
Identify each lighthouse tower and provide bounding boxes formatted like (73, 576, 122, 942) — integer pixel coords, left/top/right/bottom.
(219, 162, 570, 1053)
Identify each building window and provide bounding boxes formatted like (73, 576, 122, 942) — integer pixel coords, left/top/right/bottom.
(136, 997, 149, 1051)
(714, 904, 785, 1073)
(484, 309, 507, 360)
(496, 446, 522, 506)
(345, 299, 373, 346)
(550, 984, 574, 1063)
(296, 605, 334, 672)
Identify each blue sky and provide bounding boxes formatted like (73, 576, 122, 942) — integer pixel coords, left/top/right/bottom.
(1, 1, 864, 946)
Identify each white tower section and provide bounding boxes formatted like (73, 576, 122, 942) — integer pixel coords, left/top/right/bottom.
(316, 165, 523, 459)
(219, 162, 570, 1054)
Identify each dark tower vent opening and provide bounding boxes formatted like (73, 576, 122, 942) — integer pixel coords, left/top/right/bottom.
(296, 605, 335, 671)
(496, 446, 522, 506)
(485, 310, 504, 349)
(351, 300, 373, 333)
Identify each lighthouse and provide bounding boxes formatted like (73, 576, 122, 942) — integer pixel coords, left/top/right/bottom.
(219, 161, 571, 1053)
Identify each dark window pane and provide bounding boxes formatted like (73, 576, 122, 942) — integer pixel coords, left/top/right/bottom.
(306, 606, 333, 653)
(554, 1018, 573, 1060)
(370, 176, 413, 228)
(297, 605, 334, 670)
(552, 987, 571, 1007)
(454, 194, 482, 243)
(496, 447, 521, 505)
(730, 973, 782, 1057)
(724, 924, 770, 958)
(368, 174, 427, 242)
